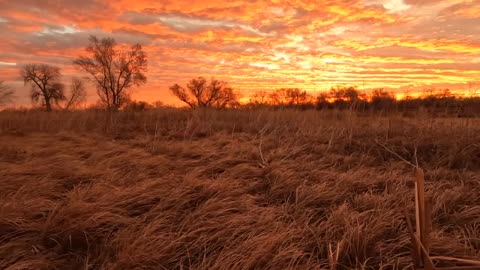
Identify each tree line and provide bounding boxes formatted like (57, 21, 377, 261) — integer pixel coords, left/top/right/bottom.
(247, 87, 480, 117)
(0, 35, 479, 116)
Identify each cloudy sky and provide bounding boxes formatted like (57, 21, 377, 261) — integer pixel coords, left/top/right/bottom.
(0, 0, 479, 105)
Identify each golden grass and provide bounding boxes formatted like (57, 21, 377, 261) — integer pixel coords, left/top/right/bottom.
(0, 109, 479, 269)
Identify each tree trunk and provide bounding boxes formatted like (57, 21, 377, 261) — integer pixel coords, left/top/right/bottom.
(112, 92, 121, 111)
(45, 97, 52, 112)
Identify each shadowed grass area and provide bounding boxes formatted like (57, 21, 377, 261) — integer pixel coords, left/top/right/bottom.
(0, 109, 479, 269)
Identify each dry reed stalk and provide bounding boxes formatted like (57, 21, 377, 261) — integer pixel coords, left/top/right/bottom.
(424, 196, 432, 254)
(415, 168, 427, 265)
(328, 240, 343, 270)
(430, 256, 480, 266)
(412, 233, 436, 270)
(431, 267, 480, 270)
(411, 169, 479, 270)
(404, 208, 421, 267)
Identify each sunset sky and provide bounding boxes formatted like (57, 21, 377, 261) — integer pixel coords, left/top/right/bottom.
(0, 0, 479, 105)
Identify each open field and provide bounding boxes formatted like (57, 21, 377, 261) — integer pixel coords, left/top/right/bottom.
(0, 109, 479, 269)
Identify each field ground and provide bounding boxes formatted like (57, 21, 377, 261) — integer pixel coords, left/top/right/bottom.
(0, 109, 479, 269)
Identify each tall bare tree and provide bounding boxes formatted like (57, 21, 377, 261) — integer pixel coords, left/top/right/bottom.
(0, 81, 14, 106)
(170, 77, 238, 109)
(73, 36, 147, 111)
(63, 77, 87, 110)
(20, 64, 65, 111)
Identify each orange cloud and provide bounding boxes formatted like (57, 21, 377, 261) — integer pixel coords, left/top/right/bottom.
(0, 0, 479, 106)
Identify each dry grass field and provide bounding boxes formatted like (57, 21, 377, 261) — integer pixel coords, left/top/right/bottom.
(0, 109, 479, 269)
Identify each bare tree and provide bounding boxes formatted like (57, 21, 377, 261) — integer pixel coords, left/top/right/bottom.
(372, 88, 396, 112)
(268, 90, 284, 105)
(73, 36, 147, 111)
(124, 100, 153, 111)
(64, 77, 87, 110)
(152, 100, 164, 108)
(250, 90, 270, 105)
(170, 83, 195, 108)
(284, 88, 312, 105)
(170, 77, 238, 109)
(20, 64, 65, 111)
(266, 88, 313, 106)
(0, 81, 14, 106)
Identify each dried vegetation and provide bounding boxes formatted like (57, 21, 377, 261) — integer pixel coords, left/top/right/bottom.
(0, 109, 479, 269)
